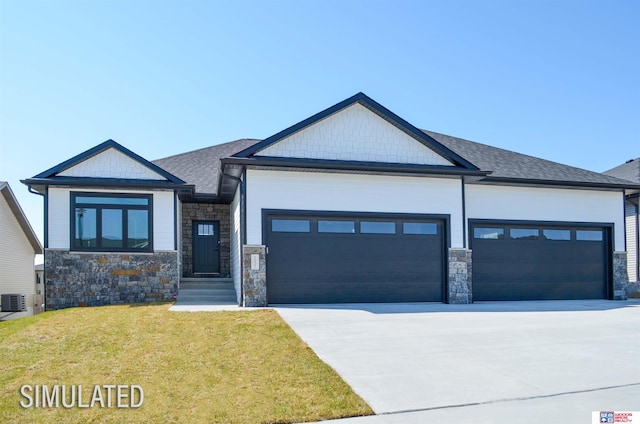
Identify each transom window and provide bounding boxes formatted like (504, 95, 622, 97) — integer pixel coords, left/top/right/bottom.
(72, 193, 152, 252)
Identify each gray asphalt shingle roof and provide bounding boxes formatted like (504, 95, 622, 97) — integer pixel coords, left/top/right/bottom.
(603, 158, 640, 183)
(152, 132, 635, 195)
(423, 130, 634, 186)
(153, 139, 259, 195)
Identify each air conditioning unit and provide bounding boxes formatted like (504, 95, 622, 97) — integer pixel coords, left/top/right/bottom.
(1, 294, 26, 312)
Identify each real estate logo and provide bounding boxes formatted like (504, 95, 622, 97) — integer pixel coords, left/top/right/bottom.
(593, 411, 637, 423)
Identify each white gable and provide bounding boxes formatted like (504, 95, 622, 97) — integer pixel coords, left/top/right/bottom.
(58, 148, 167, 180)
(257, 103, 454, 166)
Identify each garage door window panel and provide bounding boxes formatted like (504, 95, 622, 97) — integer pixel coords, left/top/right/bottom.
(576, 230, 603, 241)
(403, 222, 438, 235)
(474, 227, 504, 240)
(543, 229, 571, 241)
(510, 228, 539, 240)
(318, 220, 356, 234)
(360, 221, 396, 234)
(271, 219, 310, 233)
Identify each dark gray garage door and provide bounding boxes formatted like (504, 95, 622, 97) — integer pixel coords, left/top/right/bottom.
(265, 213, 446, 304)
(471, 222, 610, 301)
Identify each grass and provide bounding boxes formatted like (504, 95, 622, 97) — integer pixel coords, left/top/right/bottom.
(0, 303, 372, 423)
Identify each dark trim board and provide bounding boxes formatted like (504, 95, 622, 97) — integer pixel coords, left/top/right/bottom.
(468, 219, 613, 301)
(222, 157, 489, 178)
(262, 209, 450, 304)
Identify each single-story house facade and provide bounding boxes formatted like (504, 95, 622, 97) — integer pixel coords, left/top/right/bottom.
(0, 181, 43, 319)
(604, 158, 639, 286)
(23, 93, 639, 309)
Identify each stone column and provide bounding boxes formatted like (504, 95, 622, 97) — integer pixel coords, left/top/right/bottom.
(448, 248, 472, 304)
(613, 251, 629, 300)
(242, 245, 267, 307)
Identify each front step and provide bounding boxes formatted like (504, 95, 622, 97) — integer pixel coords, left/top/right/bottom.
(177, 279, 238, 305)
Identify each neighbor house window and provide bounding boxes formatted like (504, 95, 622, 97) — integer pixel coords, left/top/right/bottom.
(72, 193, 152, 252)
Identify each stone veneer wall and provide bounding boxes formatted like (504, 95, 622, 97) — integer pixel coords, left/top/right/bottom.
(613, 251, 629, 300)
(181, 203, 230, 277)
(242, 245, 266, 307)
(45, 249, 179, 310)
(448, 248, 472, 304)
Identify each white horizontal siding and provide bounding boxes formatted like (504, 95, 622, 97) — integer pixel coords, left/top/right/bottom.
(230, 186, 242, 302)
(246, 169, 464, 247)
(466, 184, 625, 251)
(48, 188, 175, 251)
(0, 193, 36, 319)
(59, 148, 166, 180)
(625, 201, 638, 282)
(257, 104, 453, 166)
(153, 191, 175, 250)
(48, 188, 71, 249)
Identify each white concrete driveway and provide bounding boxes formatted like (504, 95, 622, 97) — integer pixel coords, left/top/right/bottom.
(275, 300, 640, 422)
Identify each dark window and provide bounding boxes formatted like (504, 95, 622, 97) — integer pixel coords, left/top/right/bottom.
(360, 221, 396, 234)
(510, 228, 539, 240)
(72, 193, 152, 252)
(474, 227, 504, 240)
(576, 230, 603, 241)
(543, 229, 571, 241)
(272, 219, 310, 233)
(403, 222, 438, 235)
(318, 220, 355, 233)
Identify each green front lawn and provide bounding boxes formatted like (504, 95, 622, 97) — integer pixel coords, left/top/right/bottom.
(0, 303, 372, 423)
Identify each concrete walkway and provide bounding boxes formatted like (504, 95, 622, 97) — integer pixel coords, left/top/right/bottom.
(275, 300, 640, 423)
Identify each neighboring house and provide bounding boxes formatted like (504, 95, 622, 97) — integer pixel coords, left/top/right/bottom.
(35, 264, 44, 295)
(604, 158, 640, 287)
(22, 93, 640, 310)
(0, 181, 43, 320)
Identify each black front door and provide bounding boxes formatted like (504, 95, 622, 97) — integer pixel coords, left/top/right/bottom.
(193, 221, 220, 274)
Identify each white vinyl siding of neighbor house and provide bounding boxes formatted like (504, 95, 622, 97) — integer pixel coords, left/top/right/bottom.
(230, 186, 242, 301)
(245, 169, 464, 247)
(465, 184, 625, 251)
(58, 147, 167, 180)
(256, 103, 454, 166)
(626, 201, 638, 282)
(0, 194, 36, 319)
(47, 187, 176, 251)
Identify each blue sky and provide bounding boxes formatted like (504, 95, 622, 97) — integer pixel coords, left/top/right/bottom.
(1, 0, 638, 247)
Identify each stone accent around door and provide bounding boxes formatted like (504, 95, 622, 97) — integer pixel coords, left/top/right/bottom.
(44, 249, 179, 310)
(448, 248, 472, 304)
(242, 245, 266, 307)
(181, 203, 230, 277)
(613, 251, 629, 300)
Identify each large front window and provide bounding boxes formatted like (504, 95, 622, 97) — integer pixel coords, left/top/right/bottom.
(72, 193, 152, 251)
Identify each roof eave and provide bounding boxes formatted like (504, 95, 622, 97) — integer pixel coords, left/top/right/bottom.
(475, 176, 640, 190)
(22, 177, 193, 191)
